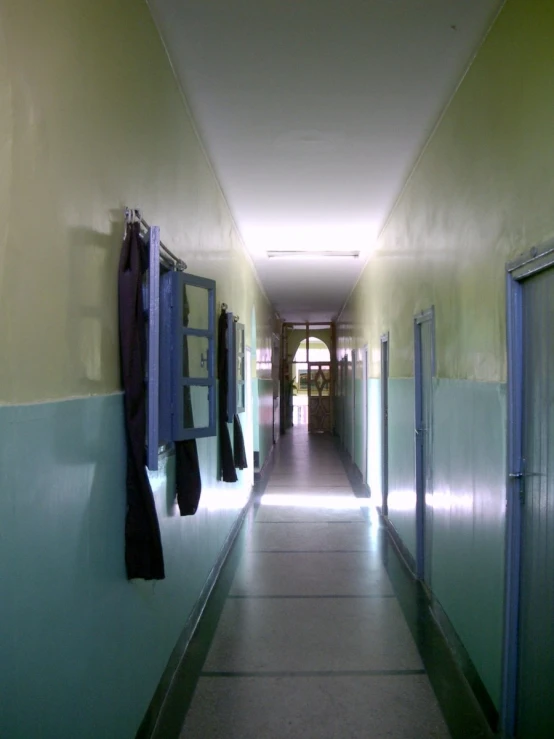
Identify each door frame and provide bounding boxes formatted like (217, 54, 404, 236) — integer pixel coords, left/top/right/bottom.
(341, 355, 348, 448)
(414, 307, 435, 582)
(380, 332, 390, 516)
(362, 345, 369, 485)
(502, 240, 554, 737)
(245, 345, 254, 487)
(351, 350, 356, 459)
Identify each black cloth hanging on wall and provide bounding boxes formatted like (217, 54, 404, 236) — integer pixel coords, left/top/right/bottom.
(118, 222, 165, 581)
(218, 308, 238, 482)
(175, 282, 202, 514)
(233, 414, 248, 470)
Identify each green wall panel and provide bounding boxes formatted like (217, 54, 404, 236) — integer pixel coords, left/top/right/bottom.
(387, 379, 417, 558)
(0, 394, 252, 739)
(257, 379, 274, 468)
(251, 378, 260, 453)
(367, 378, 383, 507)
(354, 378, 365, 474)
(431, 379, 506, 708)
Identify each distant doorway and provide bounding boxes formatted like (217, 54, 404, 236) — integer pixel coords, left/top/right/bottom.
(308, 362, 331, 433)
(292, 336, 331, 432)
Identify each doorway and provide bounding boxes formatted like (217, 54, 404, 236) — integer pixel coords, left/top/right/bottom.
(503, 244, 554, 738)
(381, 333, 390, 516)
(308, 362, 331, 433)
(414, 307, 435, 584)
(288, 329, 332, 432)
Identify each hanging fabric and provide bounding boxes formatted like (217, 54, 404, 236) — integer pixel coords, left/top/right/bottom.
(218, 307, 238, 482)
(233, 414, 248, 470)
(175, 282, 202, 514)
(118, 222, 165, 581)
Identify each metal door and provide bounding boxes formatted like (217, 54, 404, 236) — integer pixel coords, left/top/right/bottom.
(414, 308, 435, 584)
(308, 362, 331, 433)
(503, 245, 554, 738)
(381, 333, 390, 516)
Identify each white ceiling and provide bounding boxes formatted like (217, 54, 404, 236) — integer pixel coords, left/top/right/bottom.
(149, 0, 502, 321)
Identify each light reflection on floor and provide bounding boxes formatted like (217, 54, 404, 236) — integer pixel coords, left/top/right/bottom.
(260, 492, 371, 510)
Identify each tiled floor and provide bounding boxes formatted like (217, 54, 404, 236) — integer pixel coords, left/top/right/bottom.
(173, 428, 477, 738)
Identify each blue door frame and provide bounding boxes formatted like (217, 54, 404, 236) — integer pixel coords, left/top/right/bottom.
(502, 240, 554, 738)
(381, 332, 390, 517)
(414, 307, 435, 582)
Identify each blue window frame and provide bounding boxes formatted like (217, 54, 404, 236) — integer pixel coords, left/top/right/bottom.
(236, 322, 246, 414)
(225, 315, 246, 420)
(226, 312, 236, 423)
(170, 271, 216, 440)
(137, 217, 216, 470)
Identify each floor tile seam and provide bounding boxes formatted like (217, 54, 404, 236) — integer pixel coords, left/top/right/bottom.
(198, 669, 427, 678)
(247, 549, 381, 553)
(253, 521, 372, 525)
(227, 594, 397, 599)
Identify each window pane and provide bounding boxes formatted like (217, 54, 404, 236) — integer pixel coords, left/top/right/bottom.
(238, 326, 245, 355)
(183, 385, 210, 429)
(237, 353, 245, 383)
(237, 382, 245, 411)
(183, 335, 210, 379)
(183, 284, 209, 331)
(310, 366, 331, 397)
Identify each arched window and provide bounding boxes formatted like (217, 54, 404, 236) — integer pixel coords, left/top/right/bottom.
(293, 337, 331, 363)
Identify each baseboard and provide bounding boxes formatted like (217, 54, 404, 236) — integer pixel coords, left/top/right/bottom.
(335, 441, 371, 498)
(381, 515, 417, 575)
(430, 596, 499, 731)
(254, 441, 275, 484)
(381, 513, 498, 732)
(135, 496, 253, 739)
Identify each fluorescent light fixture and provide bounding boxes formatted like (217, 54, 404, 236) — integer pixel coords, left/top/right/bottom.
(267, 250, 360, 259)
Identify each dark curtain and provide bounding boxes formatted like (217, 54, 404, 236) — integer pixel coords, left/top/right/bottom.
(233, 414, 248, 470)
(118, 222, 165, 580)
(175, 282, 202, 514)
(218, 308, 238, 482)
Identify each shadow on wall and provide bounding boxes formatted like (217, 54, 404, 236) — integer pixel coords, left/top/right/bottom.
(67, 212, 125, 394)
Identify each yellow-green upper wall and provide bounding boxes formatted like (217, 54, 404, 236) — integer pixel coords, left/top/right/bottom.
(0, 0, 272, 404)
(340, 0, 554, 382)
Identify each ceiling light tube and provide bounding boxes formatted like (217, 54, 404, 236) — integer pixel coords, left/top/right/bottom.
(267, 250, 360, 259)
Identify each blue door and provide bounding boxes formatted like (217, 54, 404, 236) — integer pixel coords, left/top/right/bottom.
(518, 266, 554, 737)
(504, 247, 554, 737)
(415, 308, 435, 584)
(381, 333, 390, 516)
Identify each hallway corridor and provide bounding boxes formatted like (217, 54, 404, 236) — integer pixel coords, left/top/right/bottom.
(157, 429, 494, 739)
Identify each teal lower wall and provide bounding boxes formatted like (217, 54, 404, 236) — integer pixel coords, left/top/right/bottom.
(252, 378, 260, 453)
(387, 379, 417, 557)
(367, 378, 382, 506)
(354, 378, 364, 474)
(337, 375, 506, 708)
(0, 394, 254, 739)
(257, 379, 274, 468)
(431, 379, 506, 707)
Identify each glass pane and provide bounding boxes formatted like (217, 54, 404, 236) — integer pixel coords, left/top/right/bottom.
(238, 326, 245, 355)
(237, 353, 245, 383)
(182, 284, 209, 331)
(310, 366, 330, 397)
(237, 382, 245, 411)
(183, 334, 210, 379)
(183, 385, 210, 429)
